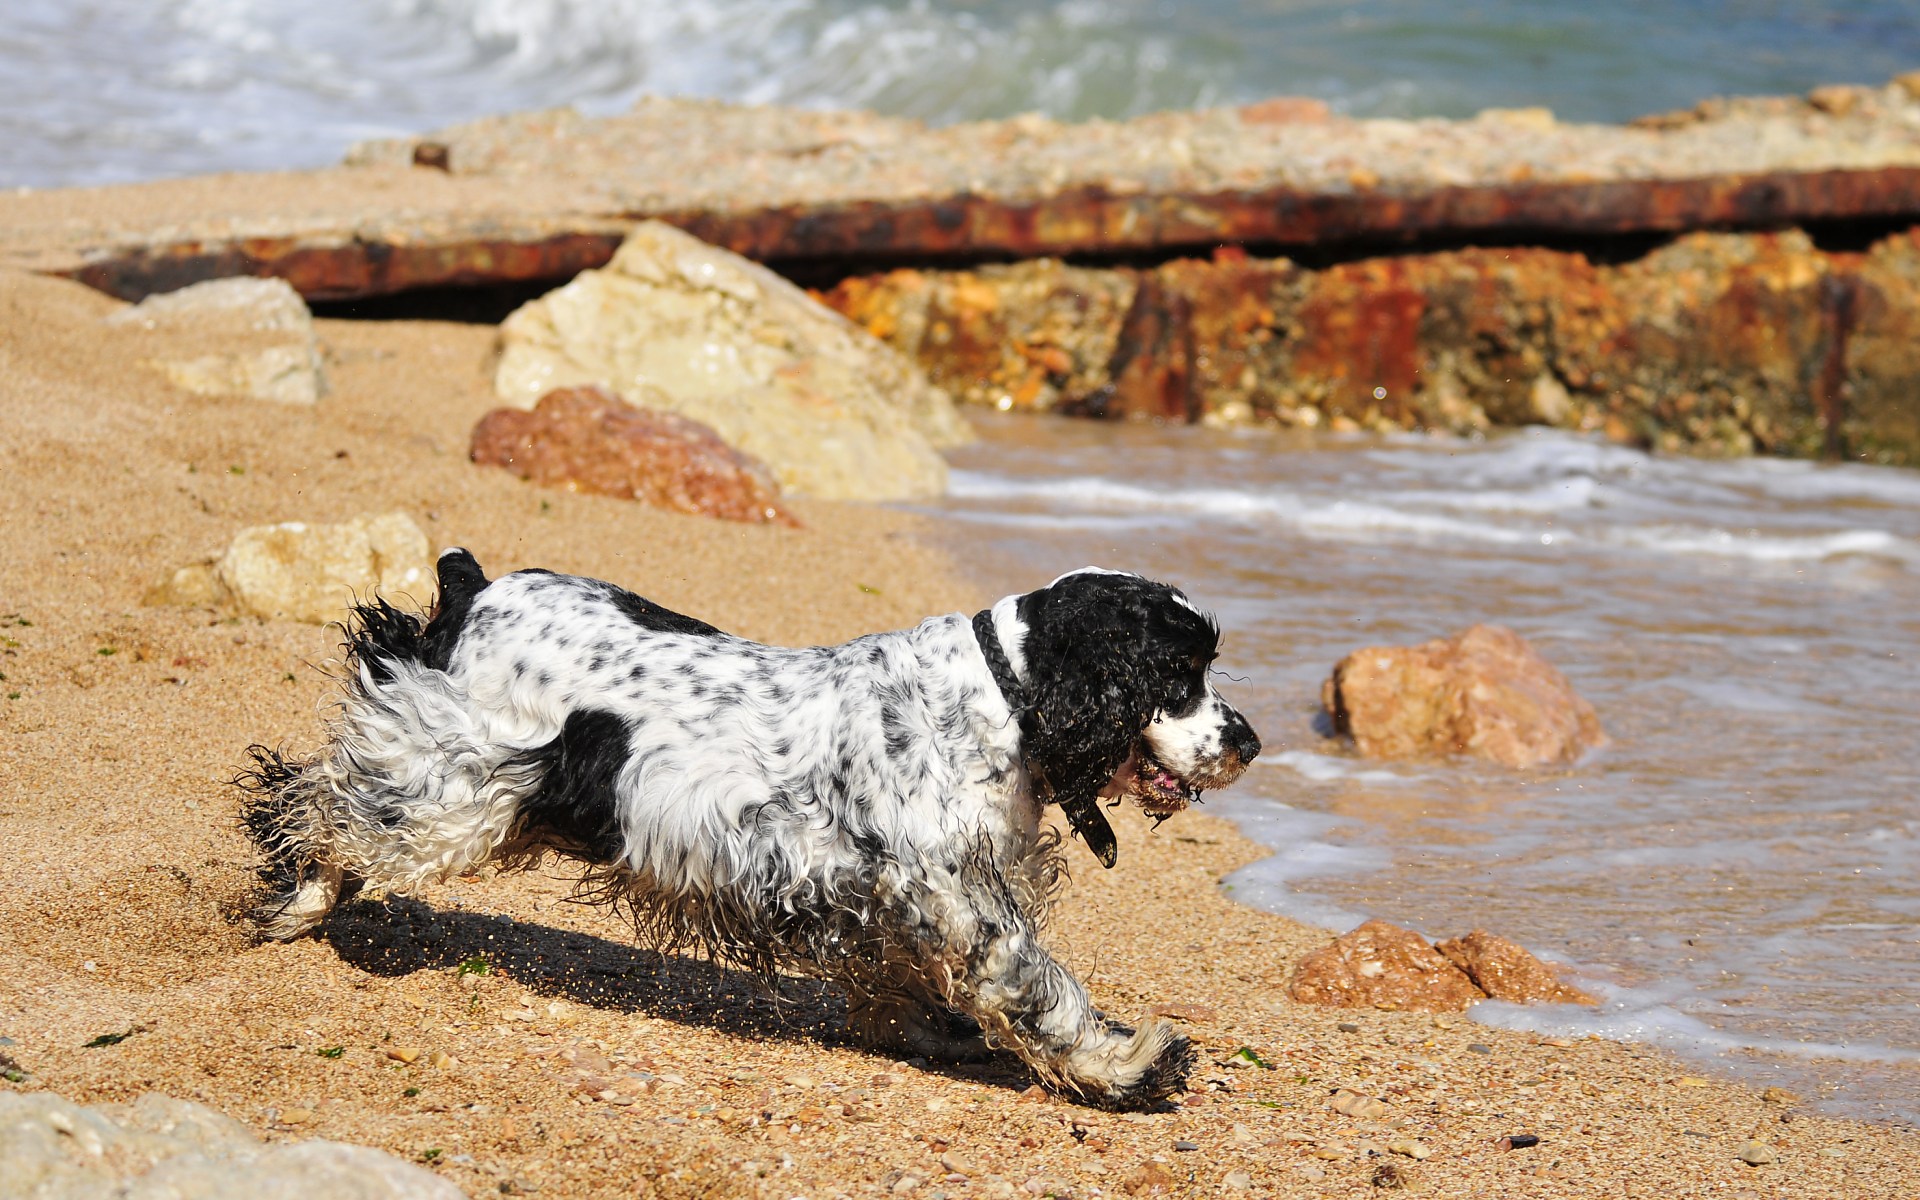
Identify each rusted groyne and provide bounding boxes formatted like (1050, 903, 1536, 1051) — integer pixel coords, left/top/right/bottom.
(4, 80, 1919, 461)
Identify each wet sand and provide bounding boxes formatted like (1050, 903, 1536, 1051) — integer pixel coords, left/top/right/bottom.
(2, 264, 1917, 1197)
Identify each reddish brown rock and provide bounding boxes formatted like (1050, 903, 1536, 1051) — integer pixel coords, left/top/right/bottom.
(1434, 930, 1597, 1005)
(1321, 624, 1606, 769)
(470, 385, 797, 525)
(1287, 919, 1486, 1013)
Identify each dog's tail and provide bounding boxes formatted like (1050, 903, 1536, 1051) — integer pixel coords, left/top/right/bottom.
(239, 548, 518, 940)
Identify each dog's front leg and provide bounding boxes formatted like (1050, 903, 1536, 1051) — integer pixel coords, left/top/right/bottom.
(961, 922, 1191, 1108)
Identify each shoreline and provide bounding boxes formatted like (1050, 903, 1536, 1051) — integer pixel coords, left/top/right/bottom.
(3, 264, 1919, 1194)
(920, 411, 1920, 1131)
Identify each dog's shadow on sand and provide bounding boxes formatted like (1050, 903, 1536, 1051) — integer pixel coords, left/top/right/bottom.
(320, 895, 1037, 1094)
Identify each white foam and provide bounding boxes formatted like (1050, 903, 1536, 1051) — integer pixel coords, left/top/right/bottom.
(1263, 750, 1425, 785)
(1471, 990, 1920, 1066)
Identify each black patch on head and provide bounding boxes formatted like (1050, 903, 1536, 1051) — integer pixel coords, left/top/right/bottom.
(339, 548, 492, 684)
(601, 582, 726, 638)
(1013, 571, 1220, 843)
(505, 709, 633, 863)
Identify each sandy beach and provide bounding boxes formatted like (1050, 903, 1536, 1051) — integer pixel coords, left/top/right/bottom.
(3, 261, 1919, 1198)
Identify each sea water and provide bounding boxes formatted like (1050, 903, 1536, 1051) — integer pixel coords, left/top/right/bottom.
(7, 0, 1920, 187)
(923, 413, 1920, 1124)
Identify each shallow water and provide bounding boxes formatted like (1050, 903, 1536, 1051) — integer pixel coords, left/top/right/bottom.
(921, 412, 1920, 1124)
(8, 0, 1920, 187)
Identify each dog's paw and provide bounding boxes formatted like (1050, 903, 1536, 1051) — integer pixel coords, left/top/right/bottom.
(1059, 1019, 1194, 1111)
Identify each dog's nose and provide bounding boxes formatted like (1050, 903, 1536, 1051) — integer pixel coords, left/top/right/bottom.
(1228, 720, 1261, 764)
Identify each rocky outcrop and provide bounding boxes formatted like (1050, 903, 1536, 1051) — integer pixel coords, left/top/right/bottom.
(495, 221, 968, 502)
(0, 1091, 462, 1199)
(1320, 624, 1606, 769)
(1287, 919, 1485, 1013)
(471, 384, 797, 525)
(1436, 929, 1598, 1006)
(145, 511, 432, 624)
(823, 261, 1138, 414)
(821, 227, 1920, 464)
(107, 277, 323, 405)
(1289, 920, 1594, 1012)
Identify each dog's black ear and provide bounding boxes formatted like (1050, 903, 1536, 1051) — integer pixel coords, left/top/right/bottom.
(1015, 572, 1208, 868)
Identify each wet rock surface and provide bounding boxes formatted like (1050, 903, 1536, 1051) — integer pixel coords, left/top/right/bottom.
(1289, 920, 1594, 1012)
(823, 228, 1920, 464)
(1287, 919, 1486, 1013)
(1435, 930, 1599, 1006)
(1321, 624, 1606, 769)
(471, 384, 797, 525)
(494, 220, 966, 502)
(106, 276, 323, 405)
(145, 511, 432, 624)
(0, 1091, 462, 1200)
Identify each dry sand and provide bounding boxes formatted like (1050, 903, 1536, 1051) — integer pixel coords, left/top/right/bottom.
(2, 264, 1916, 1198)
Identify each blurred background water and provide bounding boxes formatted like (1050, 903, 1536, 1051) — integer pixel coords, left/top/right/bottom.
(6, 0, 1920, 187)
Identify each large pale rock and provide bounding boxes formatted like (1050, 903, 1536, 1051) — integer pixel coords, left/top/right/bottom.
(146, 512, 432, 624)
(1321, 624, 1606, 768)
(1287, 919, 1485, 1013)
(0, 1091, 462, 1200)
(1435, 929, 1598, 1006)
(495, 221, 968, 501)
(471, 384, 796, 524)
(108, 277, 324, 405)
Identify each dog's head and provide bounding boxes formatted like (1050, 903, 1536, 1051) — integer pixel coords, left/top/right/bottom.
(989, 568, 1260, 861)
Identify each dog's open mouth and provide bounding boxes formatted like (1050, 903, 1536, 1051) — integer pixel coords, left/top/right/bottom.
(1127, 749, 1199, 816)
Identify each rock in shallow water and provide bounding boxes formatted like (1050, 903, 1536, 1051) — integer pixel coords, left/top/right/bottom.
(1288, 919, 1485, 1013)
(471, 385, 796, 525)
(0, 1091, 462, 1199)
(494, 221, 968, 502)
(1321, 623, 1607, 768)
(1435, 929, 1598, 1005)
(1290, 919, 1595, 1012)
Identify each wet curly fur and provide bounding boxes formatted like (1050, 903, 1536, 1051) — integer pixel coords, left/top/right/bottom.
(240, 552, 1258, 1108)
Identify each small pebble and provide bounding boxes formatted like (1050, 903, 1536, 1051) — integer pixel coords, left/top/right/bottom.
(1761, 1086, 1801, 1106)
(892, 1175, 922, 1194)
(1738, 1140, 1779, 1166)
(1386, 1138, 1432, 1160)
(1337, 1022, 1362, 1033)
(428, 1050, 454, 1069)
(940, 1151, 979, 1176)
(278, 1107, 315, 1126)
(1497, 1133, 1540, 1151)
(1299, 1166, 1327, 1182)
(1818, 1147, 1847, 1159)
(1222, 1170, 1252, 1190)
(1173, 1140, 1198, 1151)
(1331, 1089, 1390, 1120)
(387, 1047, 422, 1064)
(1676, 1076, 1711, 1087)
(1466, 1043, 1494, 1055)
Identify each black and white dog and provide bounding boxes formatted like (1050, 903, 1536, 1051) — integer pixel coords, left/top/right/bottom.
(242, 551, 1259, 1108)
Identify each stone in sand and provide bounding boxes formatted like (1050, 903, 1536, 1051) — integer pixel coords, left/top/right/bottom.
(108, 277, 324, 406)
(147, 511, 432, 624)
(1288, 919, 1485, 1012)
(1321, 623, 1606, 768)
(1434, 929, 1597, 1005)
(494, 220, 969, 502)
(0, 1091, 461, 1199)
(471, 384, 796, 525)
